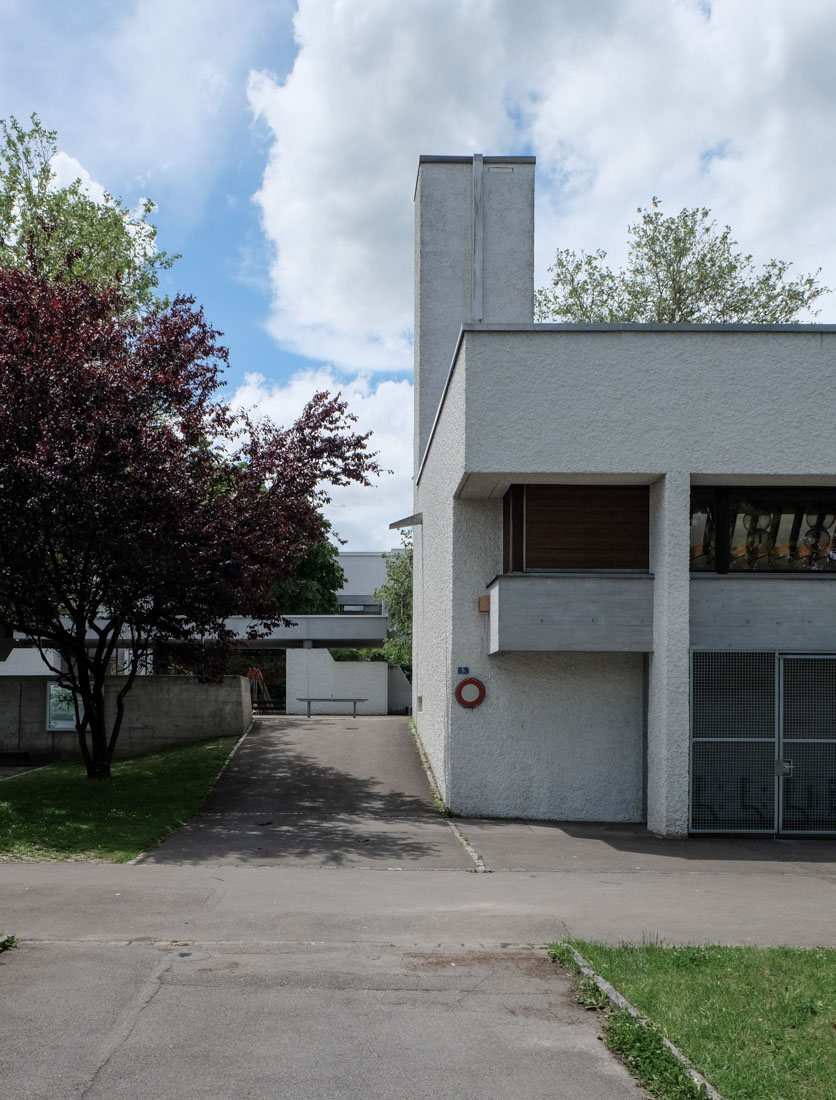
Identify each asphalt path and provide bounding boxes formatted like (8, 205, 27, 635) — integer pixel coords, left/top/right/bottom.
(2, 715, 835, 1098)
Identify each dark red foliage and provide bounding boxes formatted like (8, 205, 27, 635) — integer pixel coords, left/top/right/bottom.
(0, 269, 379, 774)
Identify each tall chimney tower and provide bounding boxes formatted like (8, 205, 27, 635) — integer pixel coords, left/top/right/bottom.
(413, 154, 535, 471)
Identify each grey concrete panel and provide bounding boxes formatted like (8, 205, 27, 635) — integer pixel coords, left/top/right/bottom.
(691, 574, 836, 649)
(489, 573, 653, 652)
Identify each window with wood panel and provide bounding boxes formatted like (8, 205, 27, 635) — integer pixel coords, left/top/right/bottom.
(503, 484, 650, 572)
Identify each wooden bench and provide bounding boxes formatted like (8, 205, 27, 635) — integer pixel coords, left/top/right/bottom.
(296, 697, 368, 718)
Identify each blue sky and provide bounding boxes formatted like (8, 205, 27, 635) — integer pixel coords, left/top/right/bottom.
(3, 0, 836, 547)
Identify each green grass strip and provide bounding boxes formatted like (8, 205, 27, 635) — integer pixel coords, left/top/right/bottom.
(551, 943, 711, 1099)
(0, 737, 237, 862)
(556, 940, 836, 1100)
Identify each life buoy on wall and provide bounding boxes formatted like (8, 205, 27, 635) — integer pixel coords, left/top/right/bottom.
(455, 677, 486, 708)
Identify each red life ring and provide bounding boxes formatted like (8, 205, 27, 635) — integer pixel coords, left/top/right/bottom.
(455, 677, 486, 708)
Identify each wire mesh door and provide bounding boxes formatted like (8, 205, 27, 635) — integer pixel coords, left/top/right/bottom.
(779, 656, 836, 834)
(691, 652, 778, 833)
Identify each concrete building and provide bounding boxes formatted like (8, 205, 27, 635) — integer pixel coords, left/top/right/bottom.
(336, 551, 390, 614)
(409, 153, 836, 837)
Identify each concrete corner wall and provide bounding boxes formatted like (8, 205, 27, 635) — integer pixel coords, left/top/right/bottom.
(286, 649, 388, 715)
(445, 495, 644, 820)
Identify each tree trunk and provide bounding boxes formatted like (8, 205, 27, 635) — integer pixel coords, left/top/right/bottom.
(82, 687, 111, 780)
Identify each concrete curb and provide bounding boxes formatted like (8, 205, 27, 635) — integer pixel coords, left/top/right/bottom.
(560, 943, 723, 1100)
(408, 718, 490, 872)
(407, 718, 447, 813)
(0, 766, 45, 783)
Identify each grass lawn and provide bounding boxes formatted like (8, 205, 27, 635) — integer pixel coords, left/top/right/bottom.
(0, 737, 237, 862)
(553, 940, 836, 1100)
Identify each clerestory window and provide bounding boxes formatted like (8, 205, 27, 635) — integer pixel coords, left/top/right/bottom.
(691, 487, 836, 573)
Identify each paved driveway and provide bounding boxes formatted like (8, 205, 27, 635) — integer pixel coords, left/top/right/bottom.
(144, 715, 474, 868)
(3, 715, 835, 1098)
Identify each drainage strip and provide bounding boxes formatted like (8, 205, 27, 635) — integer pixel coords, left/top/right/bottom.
(409, 720, 490, 872)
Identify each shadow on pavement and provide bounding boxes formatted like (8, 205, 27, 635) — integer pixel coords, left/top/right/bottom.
(143, 718, 470, 868)
(455, 817, 836, 868)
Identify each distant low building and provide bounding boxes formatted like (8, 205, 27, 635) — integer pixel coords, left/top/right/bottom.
(336, 550, 400, 616)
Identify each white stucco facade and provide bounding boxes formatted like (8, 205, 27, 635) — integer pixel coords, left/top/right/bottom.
(411, 153, 836, 835)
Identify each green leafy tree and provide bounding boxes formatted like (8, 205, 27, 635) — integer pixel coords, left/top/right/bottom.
(0, 114, 177, 312)
(272, 519, 345, 614)
(374, 530, 413, 674)
(535, 198, 828, 324)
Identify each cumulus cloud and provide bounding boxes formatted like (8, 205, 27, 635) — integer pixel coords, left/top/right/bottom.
(250, 0, 836, 371)
(49, 153, 107, 202)
(231, 369, 413, 552)
(0, 0, 292, 218)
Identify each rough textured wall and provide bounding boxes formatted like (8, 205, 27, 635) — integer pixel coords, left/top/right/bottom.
(414, 157, 534, 469)
(447, 495, 644, 820)
(413, 349, 467, 802)
(286, 649, 388, 715)
(414, 159, 472, 470)
(462, 328, 836, 477)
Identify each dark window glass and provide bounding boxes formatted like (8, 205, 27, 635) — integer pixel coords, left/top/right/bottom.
(690, 488, 836, 573)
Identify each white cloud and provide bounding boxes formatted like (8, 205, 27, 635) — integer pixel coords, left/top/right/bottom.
(0, 0, 293, 220)
(49, 153, 107, 202)
(249, 0, 836, 372)
(230, 369, 413, 552)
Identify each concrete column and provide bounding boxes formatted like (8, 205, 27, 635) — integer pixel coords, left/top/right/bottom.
(647, 471, 691, 836)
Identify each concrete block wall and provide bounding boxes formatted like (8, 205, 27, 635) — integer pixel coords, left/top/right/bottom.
(0, 675, 251, 762)
(104, 675, 252, 759)
(0, 677, 53, 759)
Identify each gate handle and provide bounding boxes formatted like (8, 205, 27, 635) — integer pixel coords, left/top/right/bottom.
(775, 759, 794, 777)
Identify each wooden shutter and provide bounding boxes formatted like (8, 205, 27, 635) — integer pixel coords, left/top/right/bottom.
(525, 485, 649, 570)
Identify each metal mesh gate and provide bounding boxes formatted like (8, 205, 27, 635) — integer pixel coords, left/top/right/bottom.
(691, 651, 836, 834)
(780, 657, 836, 833)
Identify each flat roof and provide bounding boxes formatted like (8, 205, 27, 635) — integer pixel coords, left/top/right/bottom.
(460, 321, 836, 334)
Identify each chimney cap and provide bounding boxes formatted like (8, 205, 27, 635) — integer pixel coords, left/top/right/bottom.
(415, 154, 535, 197)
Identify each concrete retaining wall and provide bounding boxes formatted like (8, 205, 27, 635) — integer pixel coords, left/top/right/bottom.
(0, 675, 251, 762)
(387, 665, 412, 714)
